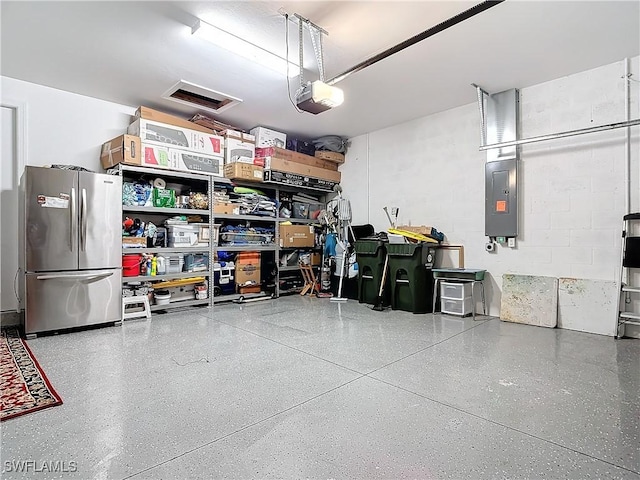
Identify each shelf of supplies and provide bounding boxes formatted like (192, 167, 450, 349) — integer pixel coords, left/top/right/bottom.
(150, 298, 210, 311)
(277, 218, 321, 224)
(213, 213, 277, 222)
(122, 272, 210, 283)
(122, 246, 211, 254)
(122, 206, 210, 216)
(119, 164, 215, 182)
(215, 245, 277, 252)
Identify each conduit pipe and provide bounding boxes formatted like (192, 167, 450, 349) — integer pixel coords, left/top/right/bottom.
(478, 118, 640, 151)
(624, 57, 631, 216)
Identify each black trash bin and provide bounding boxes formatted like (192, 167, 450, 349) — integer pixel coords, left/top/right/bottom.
(387, 243, 436, 313)
(354, 239, 389, 305)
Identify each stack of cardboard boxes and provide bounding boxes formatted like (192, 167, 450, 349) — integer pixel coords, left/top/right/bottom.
(101, 107, 225, 176)
(100, 108, 345, 191)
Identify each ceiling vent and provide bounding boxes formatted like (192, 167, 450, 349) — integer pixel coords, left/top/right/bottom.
(161, 80, 242, 115)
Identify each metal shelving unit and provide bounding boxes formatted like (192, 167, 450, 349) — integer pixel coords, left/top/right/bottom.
(119, 164, 333, 309)
(119, 165, 215, 312)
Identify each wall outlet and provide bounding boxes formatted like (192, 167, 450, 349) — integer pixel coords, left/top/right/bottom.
(507, 237, 516, 248)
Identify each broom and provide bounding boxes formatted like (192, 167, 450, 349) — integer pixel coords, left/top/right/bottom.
(372, 252, 389, 311)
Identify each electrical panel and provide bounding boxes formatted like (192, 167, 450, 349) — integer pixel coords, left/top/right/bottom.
(485, 159, 517, 237)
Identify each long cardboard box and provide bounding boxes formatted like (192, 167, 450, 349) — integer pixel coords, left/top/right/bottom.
(254, 147, 328, 167)
(128, 118, 224, 156)
(142, 144, 224, 176)
(279, 225, 315, 248)
(256, 147, 337, 171)
(101, 134, 141, 169)
(224, 163, 263, 182)
(136, 106, 216, 135)
(263, 170, 338, 192)
(263, 157, 341, 183)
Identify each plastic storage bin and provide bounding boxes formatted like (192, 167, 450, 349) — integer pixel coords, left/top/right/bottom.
(354, 239, 388, 305)
(441, 297, 474, 316)
(163, 253, 184, 274)
(440, 282, 472, 300)
(184, 253, 209, 272)
(387, 243, 435, 314)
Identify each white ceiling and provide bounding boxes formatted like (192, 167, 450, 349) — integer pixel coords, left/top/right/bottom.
(1, 1, 638, 139)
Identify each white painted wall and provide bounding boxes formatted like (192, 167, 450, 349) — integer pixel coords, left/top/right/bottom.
(342, 58, 640, 334)
(0, 76, 135, 313)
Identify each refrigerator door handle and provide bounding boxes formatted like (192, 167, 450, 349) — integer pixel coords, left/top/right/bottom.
(36, 272, 114, 281)
(70, 187, 76, 251)
(81, 188, 87, 251)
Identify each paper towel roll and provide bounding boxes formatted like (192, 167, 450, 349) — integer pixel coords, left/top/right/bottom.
(153, 178, 166, 189)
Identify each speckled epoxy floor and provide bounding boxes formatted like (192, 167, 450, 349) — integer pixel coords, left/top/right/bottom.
(2, 296, 639, 479)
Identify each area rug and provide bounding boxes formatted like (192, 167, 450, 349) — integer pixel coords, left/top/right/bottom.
(1, 328, 62, 421)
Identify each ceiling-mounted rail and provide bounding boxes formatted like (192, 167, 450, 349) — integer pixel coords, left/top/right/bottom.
(479, 118, 640, 151)
(326, 0, 505, 86)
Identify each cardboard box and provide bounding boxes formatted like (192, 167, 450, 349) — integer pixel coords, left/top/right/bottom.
(101, 134, 141, 169)
(128, 118, 224, 156)
(136, 106, 216, 135)
(250, 126, 287, 148)
(263, 170, 338, 192)
(213, 203, 239, 215)
(311, 252, 322, 266)
(224, 130, 255, 164)
(224, 163, 263, 182)
(286, 138, 315, 156)
(315, 150, 345, 164)
(256, 146, 336, 168)
(256, 147, 337, 171)
(279, 225, 315, 248)
(122, 236, 147, 248)
(263, 157, 341, 183)
(142, 144, 224, 176)
(235, 252, 261, 287)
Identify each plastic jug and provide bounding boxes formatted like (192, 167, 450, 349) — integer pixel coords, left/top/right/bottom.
(156, 255, 166, 275)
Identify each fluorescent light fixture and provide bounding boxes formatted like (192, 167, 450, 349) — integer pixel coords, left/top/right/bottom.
(296, 81, 344, 114)
(192, 18, 299, 78)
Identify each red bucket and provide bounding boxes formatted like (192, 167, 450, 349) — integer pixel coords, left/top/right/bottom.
(122, 254, 142, 277)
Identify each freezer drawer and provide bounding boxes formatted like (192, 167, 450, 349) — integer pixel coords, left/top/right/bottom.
(25, 269, 121, 335)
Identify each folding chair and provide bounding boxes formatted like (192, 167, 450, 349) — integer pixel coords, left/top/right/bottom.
(299, 262, 318, 296)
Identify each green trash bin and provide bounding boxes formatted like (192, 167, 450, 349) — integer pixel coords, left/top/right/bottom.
(354, 239, 388, 305)
(387, 243, 436, 314)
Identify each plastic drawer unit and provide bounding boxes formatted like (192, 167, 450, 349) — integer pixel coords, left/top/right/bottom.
(440, 281, 474, 316)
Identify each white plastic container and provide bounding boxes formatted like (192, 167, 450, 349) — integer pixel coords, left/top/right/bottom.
(154, 291, 171, 305)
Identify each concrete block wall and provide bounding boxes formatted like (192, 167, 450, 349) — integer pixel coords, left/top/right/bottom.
(342, 57, 640, 331)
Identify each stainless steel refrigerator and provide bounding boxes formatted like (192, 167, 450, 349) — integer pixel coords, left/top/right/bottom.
(22, 166, 122, 335)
